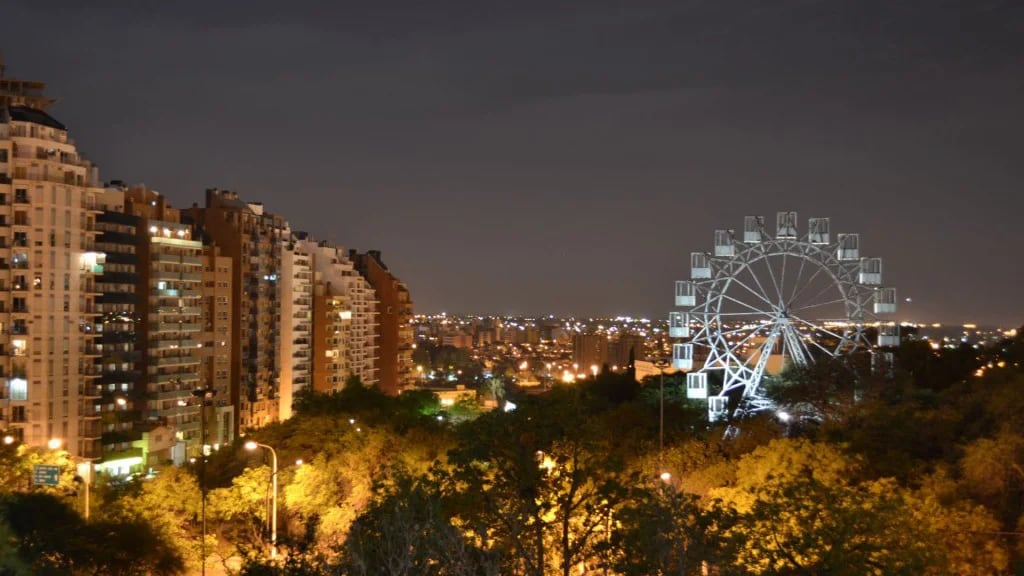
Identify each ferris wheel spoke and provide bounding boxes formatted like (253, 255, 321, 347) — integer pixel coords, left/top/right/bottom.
(726, 275, 778, 310)
(790, 276, 838, 315)
(717, 322, 769, 339)
(792, 297, 848, 313)
(779, 250, 789, 309)
(718, 292, 776, 317)
(728, 321, 772, 354)
(788, 314, 847, 342)
(739, 260, 776, 313)
(786, 262, 827, 309)
(787, 252, 809, 308)
(761, 254, 785, 306)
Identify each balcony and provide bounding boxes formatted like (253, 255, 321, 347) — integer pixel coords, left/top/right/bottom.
(156, 306, 202, 315)
(150, 322, 202, 333)
(80, 420, 103, 440)
(153, 388, 190, 401)
(78, 384, 101, 398)
(152, 372, 200, 385)
(153, 355, 198, 367)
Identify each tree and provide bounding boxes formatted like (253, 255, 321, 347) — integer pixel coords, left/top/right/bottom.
(443, 388, 630, 576)
(107, 466, 204, 572)
(709, 439, 942, 575)
(209, 465, 273, 554)
(341, 472, 499, 576)
(1, 492, 184, 575)
(605, 483, 721, 575)
(960, 430, 1024, 528)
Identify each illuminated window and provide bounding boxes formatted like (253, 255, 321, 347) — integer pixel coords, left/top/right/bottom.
(9, 378, 27, 401)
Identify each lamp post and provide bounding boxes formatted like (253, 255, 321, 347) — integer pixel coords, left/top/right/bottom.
(245, 440, 278, 557)
(47, 438, 93, 520)
(653, 359, 672, 481)
(192, 386, 216, 576)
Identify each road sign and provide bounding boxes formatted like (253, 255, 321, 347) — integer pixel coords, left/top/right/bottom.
(33, 464, 60, 486)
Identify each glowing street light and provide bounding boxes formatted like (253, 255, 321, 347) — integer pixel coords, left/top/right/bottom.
(2, 435, 14, 445)
(245, 440, 279, 557)
(47, 438, 93, 520)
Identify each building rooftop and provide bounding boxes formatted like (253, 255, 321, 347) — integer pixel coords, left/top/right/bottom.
(7, 104, 66, 130)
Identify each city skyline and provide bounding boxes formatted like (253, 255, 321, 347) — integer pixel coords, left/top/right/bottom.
(2, 1, 1022, 325)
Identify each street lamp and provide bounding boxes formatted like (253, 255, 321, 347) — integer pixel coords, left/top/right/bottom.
(47, 438, 93, 520)
(192, 386, 216, 576)
(653, 359, 672, 480)
(245, 440, 278, 557)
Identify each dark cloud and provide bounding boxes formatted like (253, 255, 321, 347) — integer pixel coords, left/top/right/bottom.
(2, 0, 1022, 325)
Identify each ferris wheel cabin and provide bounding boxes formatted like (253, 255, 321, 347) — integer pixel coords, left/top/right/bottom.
(837, 233, 860, 260)
(675, 280, 697, 307)
(686, 372, 708, 399)
(859, 258, 882, 285)
(691, 252, 711, 279)
(808, 217, 830, 244)
(668, 311, 690, 338)
(672, 343, 693, 370)
(714, 230, 735, 256)
(743, 215, 765, 243)
(776, 211, 798, 239)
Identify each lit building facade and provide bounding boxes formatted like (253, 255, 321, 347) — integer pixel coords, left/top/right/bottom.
(308, 240, 378, 392)
(350, 250, 414, 395)
(199, 245, 234, 446)
(278, 232, 312, 419)
(187, 190, 286, 431)
(0, 65, 104, 457)
(125, 187, 204, 447)
(94, 186, 143, 469)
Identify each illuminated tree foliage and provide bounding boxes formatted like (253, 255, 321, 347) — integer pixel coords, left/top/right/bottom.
(0, 492, 183, 575)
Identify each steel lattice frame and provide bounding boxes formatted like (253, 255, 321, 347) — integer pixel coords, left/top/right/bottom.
(673, 214, 896, 420)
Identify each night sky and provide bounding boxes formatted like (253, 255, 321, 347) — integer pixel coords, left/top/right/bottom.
(3, 1, 1022, 326)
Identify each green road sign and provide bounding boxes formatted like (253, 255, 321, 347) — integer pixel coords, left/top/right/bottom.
(33, 464, 60, 486)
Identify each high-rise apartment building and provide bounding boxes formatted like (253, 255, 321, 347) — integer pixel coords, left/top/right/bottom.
(123, 187, 205, 447)
(187, 190, 286, 431)
(350, 250, 414, 395)
(198, 244, 234, 446)
(94, 186, 143, 469)
(308, 240, 378, 392)
(278, 231, 312, 419)
(0, 65, 105, 457)
(572, 334, 609, 373)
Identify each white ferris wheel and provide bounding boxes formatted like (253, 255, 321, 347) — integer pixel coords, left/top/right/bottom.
(670, 212, 899, 421)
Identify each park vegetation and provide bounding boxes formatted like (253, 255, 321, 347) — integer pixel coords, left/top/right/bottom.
(1, 328, 1023, 574)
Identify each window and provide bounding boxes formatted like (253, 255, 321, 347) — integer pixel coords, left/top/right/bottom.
(9, 378, 27, 401)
